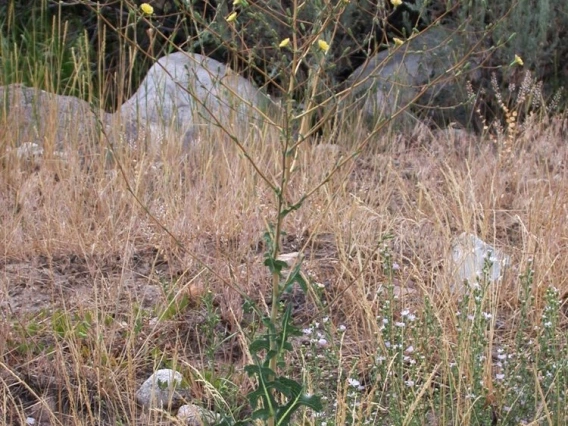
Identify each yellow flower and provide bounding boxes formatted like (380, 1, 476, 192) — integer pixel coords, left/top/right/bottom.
(511, 54, 524, 67)
(391, 0, 403, 7)
(279, 38, 291, 48)
(393, 37, 404, 46)
(226, 11, 238, 23)
(317, 39, 330, 53)
(233, 0, 241, 4)
(140, 3, 154, 16)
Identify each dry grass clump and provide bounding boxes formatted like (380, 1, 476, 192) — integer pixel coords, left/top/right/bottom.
(1, 96, 567, 424)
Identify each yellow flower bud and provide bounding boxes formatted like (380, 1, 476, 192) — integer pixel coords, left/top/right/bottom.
(226, 12, 238, 23)
(233, 0, 242, 5)
(512, 54, 524, 67)
(393, 37, 404, 46)
(391, 0, 403, 7)
(317, 39, 330, 53)
(140, 3, 154, 16)
(279, 38, 291, 48)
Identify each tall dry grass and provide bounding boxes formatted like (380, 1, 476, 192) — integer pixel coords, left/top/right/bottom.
(2, 94, 567, 423)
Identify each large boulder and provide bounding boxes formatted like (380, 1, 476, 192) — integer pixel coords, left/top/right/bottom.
(344, 28, 480, 128)
(118, 52, 277, 146)
(0, 84, 109, 151)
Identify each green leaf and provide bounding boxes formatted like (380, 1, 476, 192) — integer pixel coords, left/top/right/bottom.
(244, 364, 275, 379)
(251, 407, 272, 421)
(296, 393, 323, 411)
(279, 195, 306, 219)
(272, 376, 302, 398)
(281, 261, 308, 294)
(249, 336, 270, 353)
(264, 258, 288, 275)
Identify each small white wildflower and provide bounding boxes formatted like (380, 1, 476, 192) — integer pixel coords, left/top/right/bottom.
(405, 345, 414, 353)
(347, 378, 360, 388)
(382, 318, 389, 324)
(496, 373, 505, 380)
(392, 262, 400, 270)
(404, 356, 416, 365)
(405, 380, 415, 387)
(376, 355, 386, 364)
(407, 313, 416, 321)
(483, 312, 493, 320)
(318, 338, 328, 346)
(467, 314, 475, 321)
(401, 309, 410, 317)
(323, 316, 329, 323)
(385, 341, 391, 348)
(338, 324, 347, 331)
(302, 328, 313, 335)
(395, 321, 405, 328)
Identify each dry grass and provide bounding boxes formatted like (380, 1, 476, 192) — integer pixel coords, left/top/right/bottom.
(1, 88, 568, 424)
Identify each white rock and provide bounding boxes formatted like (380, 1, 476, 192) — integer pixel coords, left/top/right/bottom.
(135, 368, 187, 408)
(177, 403, 221, 426)
(16, 142, 44, 161)
(448, 233, 510, 294)
(119, 52, 275, 146)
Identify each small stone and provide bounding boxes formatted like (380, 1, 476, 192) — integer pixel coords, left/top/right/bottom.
(177, 404, 221, 426)
(135, 369, 189, 409)
(448, 233, 510, 294)
(16, 142, 44, 161)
